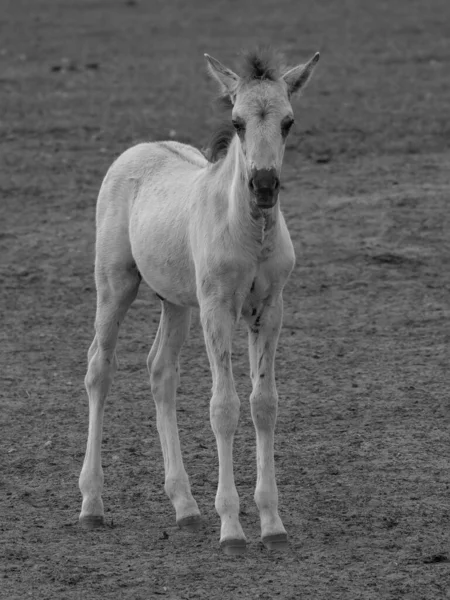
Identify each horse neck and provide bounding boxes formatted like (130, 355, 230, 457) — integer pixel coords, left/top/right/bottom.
(216, 136, 280, 250)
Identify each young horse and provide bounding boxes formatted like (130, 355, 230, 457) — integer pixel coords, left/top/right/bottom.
(79, 48, 320, 554)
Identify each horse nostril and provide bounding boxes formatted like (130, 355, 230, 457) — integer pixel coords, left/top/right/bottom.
(249, 169, 280, 194)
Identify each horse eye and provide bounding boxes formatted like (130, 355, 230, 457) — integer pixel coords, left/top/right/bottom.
(281, 118, 294, 137)
(232, 118, 246, 134)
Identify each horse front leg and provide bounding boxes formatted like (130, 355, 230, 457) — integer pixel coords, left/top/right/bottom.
(245, 294, 288, 550)
(148, 301, 201, 531)
(200, 296, 246, 555)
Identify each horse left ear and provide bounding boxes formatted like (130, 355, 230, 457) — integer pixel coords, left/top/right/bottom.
(204, 54, 240, 103)
(282, 52, 320, 96)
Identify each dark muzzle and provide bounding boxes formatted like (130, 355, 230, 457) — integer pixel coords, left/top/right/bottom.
(249, 168, 280, 208)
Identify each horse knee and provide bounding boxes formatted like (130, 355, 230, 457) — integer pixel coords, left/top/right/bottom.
(210, 392, 240, 437)
(250, 391, 278, 431)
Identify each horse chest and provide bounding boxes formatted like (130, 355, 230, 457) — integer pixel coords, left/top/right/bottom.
(255, 211, 295, 270)
(255, 212, 277, 260)
(242, 251, 293, 319)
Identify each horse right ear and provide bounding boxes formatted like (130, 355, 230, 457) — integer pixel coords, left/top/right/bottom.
(282, 52, 320, 97)
(204, 54, 240, 103)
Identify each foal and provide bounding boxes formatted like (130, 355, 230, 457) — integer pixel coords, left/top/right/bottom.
(79, 48, 319, 554)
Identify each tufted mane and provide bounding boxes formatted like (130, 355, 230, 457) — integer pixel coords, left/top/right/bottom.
(240, 47, 282, 82)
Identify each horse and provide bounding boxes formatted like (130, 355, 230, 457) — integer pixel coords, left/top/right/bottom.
(78, 47, 320, 555)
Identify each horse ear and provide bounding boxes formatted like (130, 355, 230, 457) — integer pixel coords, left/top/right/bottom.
(282, 52, 320, 96)
(204, 54, 240, 101)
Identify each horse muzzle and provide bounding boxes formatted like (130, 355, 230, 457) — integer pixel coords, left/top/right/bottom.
(249, 168, 280, 209)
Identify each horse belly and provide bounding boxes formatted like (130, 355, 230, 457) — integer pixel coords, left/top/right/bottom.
(138, 252, 198, 306)
(129, 196, 198, 307)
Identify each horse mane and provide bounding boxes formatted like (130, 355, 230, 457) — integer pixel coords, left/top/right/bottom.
(240, 47, 282, 82)
(203, 122, 235, 163)
(203, 47, 283, 163)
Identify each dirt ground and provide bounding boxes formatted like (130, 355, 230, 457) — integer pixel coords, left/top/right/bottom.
(1, 1, 450, 598)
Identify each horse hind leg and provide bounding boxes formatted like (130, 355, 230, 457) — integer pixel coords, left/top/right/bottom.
(78, 261, 140, 529)
(148, 300, 201, 531)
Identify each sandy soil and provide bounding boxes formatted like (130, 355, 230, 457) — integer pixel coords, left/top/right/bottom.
(1, 1, 450, 598)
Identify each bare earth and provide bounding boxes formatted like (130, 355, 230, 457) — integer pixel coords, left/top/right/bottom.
(1, 1, 450, 598)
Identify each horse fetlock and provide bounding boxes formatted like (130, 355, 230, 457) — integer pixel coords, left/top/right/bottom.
(165, 474, 191, 501)
(259, 509, 286, 539)
(215, 485, 240, 517)
(255, 489, 285, 540)
(165, 476, 199, 521)
(254, 482, 278, 508)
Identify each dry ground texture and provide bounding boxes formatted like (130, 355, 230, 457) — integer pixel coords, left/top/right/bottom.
(1, 0, 450, 598)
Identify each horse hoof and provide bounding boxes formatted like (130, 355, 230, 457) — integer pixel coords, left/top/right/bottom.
(220, 538, 247, 556)
(79, 515, 105, 530)
(177, 514, 202, 532)
(262, 532, 288, 551)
